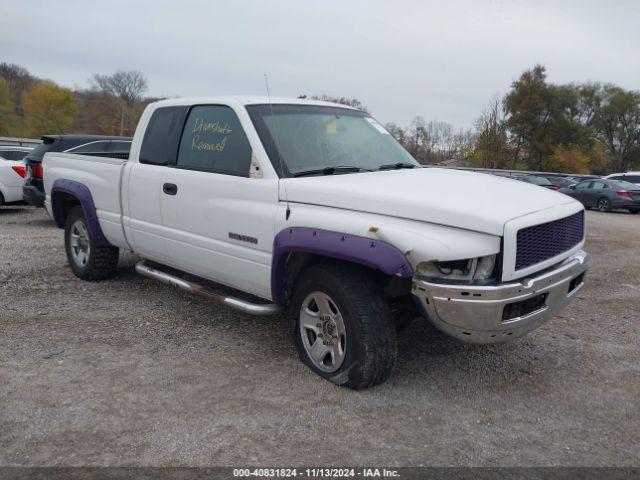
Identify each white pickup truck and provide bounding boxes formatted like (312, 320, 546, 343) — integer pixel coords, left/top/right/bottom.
(43, 97, 588, 389)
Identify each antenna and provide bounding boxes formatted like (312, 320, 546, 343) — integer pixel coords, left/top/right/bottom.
(264, 74, 288, 203)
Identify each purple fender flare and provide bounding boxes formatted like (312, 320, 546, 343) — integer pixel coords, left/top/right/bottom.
(51, 179, 111, 246)
(271, 227, 414, 305)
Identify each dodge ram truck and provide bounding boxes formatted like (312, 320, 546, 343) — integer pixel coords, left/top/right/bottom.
(43, 96, 589, 389)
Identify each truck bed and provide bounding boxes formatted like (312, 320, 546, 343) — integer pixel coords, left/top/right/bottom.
(43, 152, 128, 248)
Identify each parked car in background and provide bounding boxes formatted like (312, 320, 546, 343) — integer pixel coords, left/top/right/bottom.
(514, 174, 556, 190)
(535, 175, 578, 189)
(0, 146, 32, 161)
(603, 172, 640, 187)
(0, 154, 31, 206)
(23, 135, 132, 207)
(559, 179, 640, 213)
(565, 175, 600, 184)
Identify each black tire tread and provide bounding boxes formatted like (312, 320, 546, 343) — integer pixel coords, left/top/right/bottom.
(65, 206, 119, 281)
(292, 262, 397, 389)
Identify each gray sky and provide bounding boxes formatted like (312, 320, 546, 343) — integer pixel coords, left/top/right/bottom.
(2, 0, 639, 128)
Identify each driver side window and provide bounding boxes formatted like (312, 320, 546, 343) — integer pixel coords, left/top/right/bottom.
(176, 105, 252, 177)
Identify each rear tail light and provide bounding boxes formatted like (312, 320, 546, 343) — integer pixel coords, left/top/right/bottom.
(551, 185, 560, 190)
(31, 162, 43, 179)
(617, 191, 633, 198)
(12, 165, 27, 178)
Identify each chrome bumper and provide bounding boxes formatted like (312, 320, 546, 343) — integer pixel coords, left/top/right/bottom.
(412, 250, 589, 344)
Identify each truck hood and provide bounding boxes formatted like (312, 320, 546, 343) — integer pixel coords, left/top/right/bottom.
(282, 168, 580, 236)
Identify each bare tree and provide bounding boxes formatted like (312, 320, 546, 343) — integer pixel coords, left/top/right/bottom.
(91, 70, 148, 104)
(472, 95, 511, 169)
(89, 70, 148, 135)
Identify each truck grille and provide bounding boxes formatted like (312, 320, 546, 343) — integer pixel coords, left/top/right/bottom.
(515, 211, 584, 270)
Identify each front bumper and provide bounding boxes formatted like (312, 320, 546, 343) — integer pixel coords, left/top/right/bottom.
(412, 250, 589, 344)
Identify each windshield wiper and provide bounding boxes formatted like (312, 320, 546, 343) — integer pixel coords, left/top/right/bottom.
(378, 162, 418, 170)
(293, 166, 372, 177)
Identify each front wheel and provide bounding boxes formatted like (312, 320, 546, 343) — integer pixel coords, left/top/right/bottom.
(290, 263, 397, 389)
(629, 209, 640, 215)
(64, 206, 119, 280)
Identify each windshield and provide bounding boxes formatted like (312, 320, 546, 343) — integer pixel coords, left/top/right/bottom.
(246, 104, 419, 177)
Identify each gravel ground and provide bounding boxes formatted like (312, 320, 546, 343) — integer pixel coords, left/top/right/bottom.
(0, 205, 638, 467)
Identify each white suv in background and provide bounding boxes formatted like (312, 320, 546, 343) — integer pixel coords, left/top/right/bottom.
(0, 146, 32, 206)
(603, 172, 640, 187)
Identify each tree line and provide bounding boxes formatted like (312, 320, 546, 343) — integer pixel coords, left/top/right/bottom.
(381, 65, 640, 174)
(1, 62, 638, 174)
(0, 63, 155, 137)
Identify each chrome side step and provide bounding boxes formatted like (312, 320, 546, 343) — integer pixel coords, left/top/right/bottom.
(135, 261, 281, 316)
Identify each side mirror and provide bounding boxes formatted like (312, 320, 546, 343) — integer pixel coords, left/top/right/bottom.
(249, 151, 263, 179)
(569, 185, 576, 190)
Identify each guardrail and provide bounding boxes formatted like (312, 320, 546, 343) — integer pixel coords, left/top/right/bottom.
(427, 164, 600, 179)
(0, 136, 42, 147)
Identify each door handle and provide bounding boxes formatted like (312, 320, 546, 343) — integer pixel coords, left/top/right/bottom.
(163, 183, 178, 195)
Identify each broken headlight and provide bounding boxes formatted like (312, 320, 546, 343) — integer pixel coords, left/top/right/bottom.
(416, 254, 497, 283)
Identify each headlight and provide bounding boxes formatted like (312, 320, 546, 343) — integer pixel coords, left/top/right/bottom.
(474, 254, 496, 280)
(416, 254, 497, 283)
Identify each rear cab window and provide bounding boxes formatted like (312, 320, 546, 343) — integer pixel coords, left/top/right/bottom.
(139, 106, 189, 165)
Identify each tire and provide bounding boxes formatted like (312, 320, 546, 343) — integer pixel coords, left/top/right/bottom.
(64, 206, 119, 280)
(597, 197, 612, 212)
(629, 209, 640, 215)
(0, 192, 5, 207)
(290, 262, 397, 389)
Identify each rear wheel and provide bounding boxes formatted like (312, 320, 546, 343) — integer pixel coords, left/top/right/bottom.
(0, 192, 5, 207)
(290, 262, 397, 389)
(597, 197, 611, 212)
(64, 206, 119, 280)
(629, 209, 640, 214)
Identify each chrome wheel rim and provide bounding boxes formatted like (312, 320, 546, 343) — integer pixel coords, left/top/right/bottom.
(598, 199, 608, 211)
(69, 219, 90, 267)
(299, 291, 347, 373)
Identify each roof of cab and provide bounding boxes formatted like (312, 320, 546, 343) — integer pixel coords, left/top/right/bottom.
(149, 96, 360, 111)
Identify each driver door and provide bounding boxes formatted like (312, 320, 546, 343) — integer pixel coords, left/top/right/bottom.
(159, 104, 279, 299)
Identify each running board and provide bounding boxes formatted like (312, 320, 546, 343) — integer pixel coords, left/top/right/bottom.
(135, 261, 281, 316)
